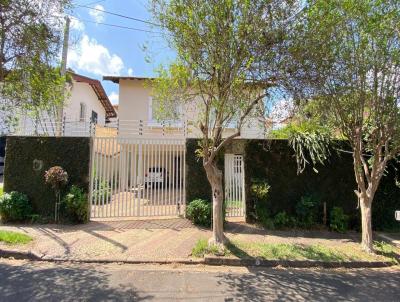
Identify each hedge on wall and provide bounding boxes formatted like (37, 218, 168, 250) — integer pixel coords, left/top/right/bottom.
(185, 139, 225, 203)
(186, 139, 211, 202)
(244, 139, 400, 231)
(4, 136, 91, 217)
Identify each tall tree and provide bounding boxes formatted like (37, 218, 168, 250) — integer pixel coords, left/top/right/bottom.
(286, 0, 400, 252)
(151, 0, 298, 246)
(0, 0, 70, 124)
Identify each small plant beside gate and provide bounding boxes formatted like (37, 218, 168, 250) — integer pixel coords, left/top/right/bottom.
(186, 199, 212, 227)
(45, 166, 68, 223)
(63, 185, 89, 223)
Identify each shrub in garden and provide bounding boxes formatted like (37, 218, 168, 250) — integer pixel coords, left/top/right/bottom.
(251, 179, 272, 227)
(255, 205, 274, 229)
(330, 207, 349, 233)
(0, 191, 33, 222)
(250, 180, 270, 202)
(186, 199, 212, 227)
(295, 195, 321, 228)
(44, 166, 68, 222)
(63, 185, 88, 223)
(273, 211, 297, 229)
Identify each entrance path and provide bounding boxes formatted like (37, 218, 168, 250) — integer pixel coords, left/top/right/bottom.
(0, 219, 210, 261)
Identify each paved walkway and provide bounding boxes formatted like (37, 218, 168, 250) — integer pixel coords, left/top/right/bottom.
(0, 219, 368, 262)
(0, 219, 210, 261)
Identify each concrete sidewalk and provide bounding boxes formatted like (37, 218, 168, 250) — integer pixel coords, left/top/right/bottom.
(0, 219, 210, 261)
(0, 219, 372, 262)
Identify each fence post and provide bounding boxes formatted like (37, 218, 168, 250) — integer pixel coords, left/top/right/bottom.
(62, 115, 66, 136)
(139, 120, 143, 136)
(162, 121, 165, 136)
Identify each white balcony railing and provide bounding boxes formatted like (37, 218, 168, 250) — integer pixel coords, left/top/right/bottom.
(14, 117, 187, 138)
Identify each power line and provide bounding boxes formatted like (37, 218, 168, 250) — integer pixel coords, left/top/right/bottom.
(74, 4, 161, 27)
(69, 16, 163, 34)
(83, 0, 106, 6)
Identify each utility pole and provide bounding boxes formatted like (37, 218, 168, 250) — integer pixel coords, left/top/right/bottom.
(57, 16, 70, 136)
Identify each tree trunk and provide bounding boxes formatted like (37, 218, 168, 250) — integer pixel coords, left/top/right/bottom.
(360, 195, 373, 253)
(204, 160, 227, 246)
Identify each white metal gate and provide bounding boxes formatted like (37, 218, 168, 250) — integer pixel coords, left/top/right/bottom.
(224, 154, 245, 217)
(90, 137, 186, 218)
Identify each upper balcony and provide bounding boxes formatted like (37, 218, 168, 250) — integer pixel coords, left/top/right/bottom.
(14, 116, 266, 139)
(13, 117, 188, 139)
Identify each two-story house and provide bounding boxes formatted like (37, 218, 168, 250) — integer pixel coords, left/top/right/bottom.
(103, 75, 266, 139)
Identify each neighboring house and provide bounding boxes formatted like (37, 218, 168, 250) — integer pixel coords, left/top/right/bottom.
(103, 75, 266, 139)
(65, 73, 117, 125)
(18, 72, 117, 136)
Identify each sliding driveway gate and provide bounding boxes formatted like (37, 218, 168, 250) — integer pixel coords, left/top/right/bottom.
(90, 137, 186, 219)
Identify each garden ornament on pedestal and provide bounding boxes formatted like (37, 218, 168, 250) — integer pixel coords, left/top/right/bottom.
(44, 166, 68, 222)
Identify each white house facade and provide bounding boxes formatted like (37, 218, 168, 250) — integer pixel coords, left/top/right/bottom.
(18, 72, 117, 136)
(103, 75, 266, 139)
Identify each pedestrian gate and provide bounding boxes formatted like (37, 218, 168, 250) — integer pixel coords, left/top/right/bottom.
(224, 154, 245, 217)
(90, 137, 186, 218)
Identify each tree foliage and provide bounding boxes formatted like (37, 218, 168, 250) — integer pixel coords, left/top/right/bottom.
(0, 0, 70, 124)
(151, 0, 299, 245)
(286, 0, 400, 252)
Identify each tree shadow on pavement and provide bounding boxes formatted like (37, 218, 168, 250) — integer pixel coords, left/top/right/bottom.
(216, 267, 400, 302)
(0, 262, 152, 302)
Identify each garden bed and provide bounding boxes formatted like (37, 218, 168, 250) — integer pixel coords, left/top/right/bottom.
(192, 239, 399, 265)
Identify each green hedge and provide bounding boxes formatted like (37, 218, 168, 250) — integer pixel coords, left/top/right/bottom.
(244, 139, 400, 231)
(3, 136, 91, 217)
(185, 139, 225, 203)
(184, 138, 400, 231)
(185, 139, 211, 202)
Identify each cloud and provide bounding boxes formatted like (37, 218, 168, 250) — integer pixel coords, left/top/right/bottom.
(70, 18, 85, 31)
(127, 68, 133, 76)
(68, 34, 124, 76)
(89, 4, 105, 23)
(109, 91, 119, 104)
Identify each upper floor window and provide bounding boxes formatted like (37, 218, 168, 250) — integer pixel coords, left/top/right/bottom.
(79, 103, 86, 122)
(148, 97, 182, 125)
(91, 110, 98, 124)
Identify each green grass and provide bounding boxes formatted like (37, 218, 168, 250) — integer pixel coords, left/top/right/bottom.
(227, 242, 349, 261)
(0, 185, 3, 197)
(192, 238, 225, 257)
(227, 240, 399, 263)
(192, 238, 399, 263)
(0, 230, 33, 244)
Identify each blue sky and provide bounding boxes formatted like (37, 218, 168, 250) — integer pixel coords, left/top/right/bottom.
(67, 0, 175, 104)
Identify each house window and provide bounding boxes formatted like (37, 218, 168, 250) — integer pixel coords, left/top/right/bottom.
(148, 97, 182, 124)
(91, 110, 98, 124)
(79, 103, 86, 122)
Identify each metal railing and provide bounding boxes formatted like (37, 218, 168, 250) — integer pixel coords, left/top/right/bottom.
(14, 117, 188, 138)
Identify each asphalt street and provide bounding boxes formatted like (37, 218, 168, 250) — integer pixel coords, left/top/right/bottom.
(0, 259, 399, 301)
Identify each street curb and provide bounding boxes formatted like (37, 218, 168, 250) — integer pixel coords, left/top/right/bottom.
(203, 256, 396, 268)
(0, 249, 204, 265)
(0, 249, 42, 261)
(0, 249, 396, 268)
